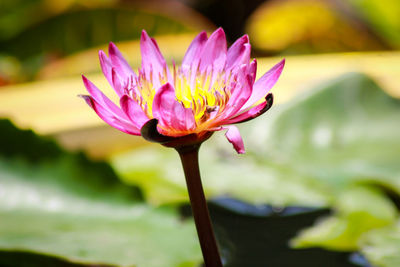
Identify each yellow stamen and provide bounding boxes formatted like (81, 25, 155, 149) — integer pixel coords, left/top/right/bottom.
(129, 67, 233, 133)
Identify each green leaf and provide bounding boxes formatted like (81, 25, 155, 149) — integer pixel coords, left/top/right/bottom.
(112, 144, 329, 207)
(244, 73, 400, 196)
(360, 222, 400, 267)
(241, 73, 400, 251)
(291, 186, 396, 250)
(112, 73, 400, 254)
(0, 120, 201, 267)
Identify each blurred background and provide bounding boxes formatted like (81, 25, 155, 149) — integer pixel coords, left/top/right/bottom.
(0, 0, 400, 266)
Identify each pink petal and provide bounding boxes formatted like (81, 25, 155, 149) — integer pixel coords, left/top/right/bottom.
(240, 59, 285, 111)
(108, 42, 136, 80)
(198, 28, 227, 73)
(111, 68, 125, 97)
(120, 95, 149, 129)
(152, 83, 175, 120)
(182, 31, 208, 69)
(219, 68, 252, 120)
(182, 31, 208, 76)
(152, 83, 195, 134)
(226, 35, 251, 70)
(99, 51, 126, 97)
(225, 94, 273, 124)
(224, 125, 245, 154)
(247, 59, 257, 84)
(82, 75, 127, 119)
(140, 30, 170, 89)
(99, 50, 112, 85)
(80, 95, 140, 135)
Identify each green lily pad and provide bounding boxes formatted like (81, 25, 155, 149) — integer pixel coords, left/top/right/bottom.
(243, 73, 400, 193)
(291, 186, 397, 250)
(112, 73, 400, 256)
(0, 120, 201, 267)
(360, 222, 400, 267)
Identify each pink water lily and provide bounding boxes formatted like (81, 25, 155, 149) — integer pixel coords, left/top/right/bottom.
(81, 28, 284, 153)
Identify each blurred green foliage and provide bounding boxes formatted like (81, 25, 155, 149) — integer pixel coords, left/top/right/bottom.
(360, 222, 400, 266)
(0, 0, 197, 83)
(348, 0, 400, 47)
(0, 119, 202, 267)
(1, 0, 400, 266)
(112, 73, 400, 265)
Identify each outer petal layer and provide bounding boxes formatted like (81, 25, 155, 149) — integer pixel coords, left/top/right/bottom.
(224, 125, 245, 154)
(225, 93, 273, 124)
(99, 50, 113, 86)
(80, 95, 140, 135)
(226, 34, 250, 70)
(108, 42, 136, 81)
(82, 75, 126, 118)
(240, 59, 285, 111)
(120, 95, 149, 129)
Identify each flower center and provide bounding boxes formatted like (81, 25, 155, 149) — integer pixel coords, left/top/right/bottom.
(127, 67, 236, 128)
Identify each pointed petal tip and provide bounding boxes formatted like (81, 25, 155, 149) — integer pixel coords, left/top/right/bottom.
(108, 42, 123, 56)
(279, 58, 286, 68)
(108, 42, 117, 56)
(199, 31, 207, 37)
(77, 94, 87, 99)
(273, 58, 285, 77)
(210, 27, 226, 39)
(81, 75, 88, 83)
(141, 30, 150, 40)
(78, 94, 94, 107)
(240, 34, 249, 43)
(81, 75, 96, 90)
(197, 31, 208, 42)
(98, 50, 107, 58)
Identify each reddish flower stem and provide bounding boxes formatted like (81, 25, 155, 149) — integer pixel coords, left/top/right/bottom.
(176, 144, 223, 267)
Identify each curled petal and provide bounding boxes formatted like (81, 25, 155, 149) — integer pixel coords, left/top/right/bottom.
(224, 125, 245, 154)
(80, 95, 140, 135)
(152, 83, 196, 135)
(240, 59, 285, 111)
(120, 95, 149, 129)
(108, 42, 136, 80)
(225, 93, 273, 124)
(152, 83, 175, 120)
(198, 28, 227, 73)
(226, 34, 250, 70)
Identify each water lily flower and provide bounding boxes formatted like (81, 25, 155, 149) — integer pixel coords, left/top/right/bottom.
(80, 28, 284, 153)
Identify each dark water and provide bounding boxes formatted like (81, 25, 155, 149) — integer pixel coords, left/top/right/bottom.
(182, 197, 373, 267)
